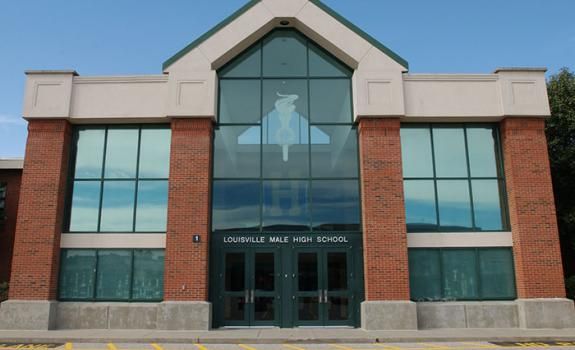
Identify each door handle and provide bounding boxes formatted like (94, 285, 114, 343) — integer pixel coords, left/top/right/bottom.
(323, 289, 329, 304)
(250, 289, 255, 304)
(318, 289, 323, 303)
(245, 289, 249, 304)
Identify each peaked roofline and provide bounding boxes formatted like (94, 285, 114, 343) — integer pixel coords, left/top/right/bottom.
(162, 0, 408, 71)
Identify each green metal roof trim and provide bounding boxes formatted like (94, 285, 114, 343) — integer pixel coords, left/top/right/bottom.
(162, 0, 409, 71)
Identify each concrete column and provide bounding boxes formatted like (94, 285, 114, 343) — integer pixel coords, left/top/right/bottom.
(0, 119, 71, 330)
(501, 117, 575, 328)
(161, 118, 213, 330)
(357, 118, 416, 330)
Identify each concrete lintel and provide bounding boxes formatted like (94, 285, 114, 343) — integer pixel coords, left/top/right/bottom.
(361, 301, 417, 330)
(0, 300, 58, 330)
(517, 298, 575, 329)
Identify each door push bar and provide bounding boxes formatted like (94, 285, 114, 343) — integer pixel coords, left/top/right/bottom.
(244, 289, 255, 304)
(318, 289, 329, 303)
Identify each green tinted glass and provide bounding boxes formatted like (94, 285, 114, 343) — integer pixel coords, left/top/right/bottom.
(479, 249, 516, 299)
(212, 180, 261, 231)
(311, 125, 358, 178)
(262, 31, 307, 77)
(69, 181, 101, 232)
(404, 180, 437, 232)
(401, 127, 433, 178)
(433, 127, 468, 178)
(437, 180, 472, 231)
(308, 43, 351, 77)
(104, 127, 139, 178)
(442, 250, 478, 299)
(74, 128, 105, 179)
(219, 80, 261, 124)
(311, 180, 360, 231)
(132, 250, 164, 300)
(309, 79, 352, 123)
(96, 250, 132, 300)
(139, 127, 171, 178)
(214, 126, 261, 178)
(472, 179, 504, 231)
(100, 181, 136, 232)
(135, 180, 168, 232)
(467, 127, 498, 177)
(59, 250, 96, 299)
(409, 250, 442, 301)
(219, 45, 261, 78)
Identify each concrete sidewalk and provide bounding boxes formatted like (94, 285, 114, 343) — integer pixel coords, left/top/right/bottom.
(0, 328, 574, 344)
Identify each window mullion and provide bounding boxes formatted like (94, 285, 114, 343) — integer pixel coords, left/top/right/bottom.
(97, 127, 109, 233)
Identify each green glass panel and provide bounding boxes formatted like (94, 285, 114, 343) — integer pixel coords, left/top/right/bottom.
(59, 250, 96, 300)
(132, 250, 164, 300)
(214, 125, 261, 178)
(135, 180, 168, 232)
(479, 249, 515, 299)
(311, 125, 358, 178)
(467, 127, 498, 177)
(104, 127, 139, 178)
(309, 79, 352, 123)
(401, 127, 434, 178)
(408, 249, 442, 301)
(219, 80, 261, 124)
(262, 180, 310, 231)
(262, 30, 307, 77)
(437, 180, 472, 231)
(472, 179, 504, 231)
(311, 180, 360, 231)
(96, 250, 132, 300)
(442, 249, 478, 299)
(308, 43, 351, 77)
(139, 127, 171, 178)
(74, 128, 105, 179)
(100, 181, 136, 232)
(433, 127, 468, 178)
(212, 180, 260, 231)
(69, 181, 101, 232)
(404, 180, 437, 232)
(219, 44, 261, 78)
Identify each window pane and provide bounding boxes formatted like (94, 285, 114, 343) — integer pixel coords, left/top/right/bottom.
(136, 181, 168, 232)
(437, 180, 472, 231)
(401, 128, 433, 178)
(139, 127, 171, 178)
(225, 253, 245, 292)
(69, 181, 101, 232)
(479, 249, 515, 299)
(132, 250, 164, 300)
(311, 180, 359, 231)
(433, 127, 468, 177)
(442, 249, 478, 299)
(59, 250, 96, 300)
(263, 30, 307, 77)
(96, 250, 132, 300)
(219, 44, 261, 78)
(214, 126, 261, 178)
(74, 128, 105, 179)
(219, 80, 261, 124)
(409, 249, 441, 301)
(309, 80, 352, 123)
(262, 79, 309, 178)
(404, 180, 437, 232)
(100, 181, 136, 231)
(308, 43, 351, 77)
(311, 125, 358, 178)
(104, 128, 139, 178)
(467, 127, 498, 177)
(472, 180, 504, 231)
(263, 180, 310, 231)
(212, 181, 260, 231)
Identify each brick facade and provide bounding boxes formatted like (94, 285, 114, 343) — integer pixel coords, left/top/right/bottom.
(164, 118, 213, 301)
(8, 120, 71, 300)
(501, 117, 566, 298)
(358, 118, 410, 300)
(0, 169, 22, 286)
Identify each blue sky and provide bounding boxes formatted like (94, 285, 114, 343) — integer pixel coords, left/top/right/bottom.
(1, 0, 574, 158)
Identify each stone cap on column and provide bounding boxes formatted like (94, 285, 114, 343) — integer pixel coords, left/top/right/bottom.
(23, 70, 78, 120)
(494, 67, 550, 117)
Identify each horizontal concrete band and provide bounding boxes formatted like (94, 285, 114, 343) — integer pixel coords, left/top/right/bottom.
(60, 234, 166, 248)
(407, 232, 513, 248)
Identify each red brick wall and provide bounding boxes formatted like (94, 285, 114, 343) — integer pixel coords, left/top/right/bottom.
(358, 118, 410, 300)
(0, 169, 22, 285)
(9, 120, 71, 300)
(501, 117, 566, 298)
(164, 118, 213, 301)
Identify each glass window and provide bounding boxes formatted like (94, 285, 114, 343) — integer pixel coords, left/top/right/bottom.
(262, 30, 307, 77)
(479, 249, 516, 299)
(104, 128, 139, 178)
(433, 127, 468, 178)
(309, 80, 352, 123)
(219, 45, 261, 78)
(404, 180, 437, 232)
(467, 127, 498, 177)
(212, 181, 260, 231)
(69, 181, 101, 232)
(437, 180, 472, 231)
(139, 127, 171, 178)
(442, 249, 478, 299)
(100, 181, 136, 232)
(472, 180, 504, 231)
(136, 181, 168, 232)
(311, 180, 360, 231)
(59, 250, 96, 300)
(401, 128, 433, 178)
(219, 80, 261, 124)
(96, 250, 132, 300)
(74, 128, 105, 178)
(409, 249, 442, 301)
(311, 125, 358, 178)
(132, 250, 164, 300)
(263, 180, 310, 231)
(214, 126, 261, 178)
(308, 43, 351, 78)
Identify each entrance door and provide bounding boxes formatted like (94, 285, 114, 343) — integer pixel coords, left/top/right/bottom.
(220, 249, 281, 327)
(294, 249, 353, 326)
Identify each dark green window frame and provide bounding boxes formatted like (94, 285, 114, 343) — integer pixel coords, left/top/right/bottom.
(58, 248, 164, 302)
(213, 29, 361, 234)
(0, 182, 6, 221)
(401, 123, 510, 233)
(65, 125, 171, 233)
(408, 247, 517, 301)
